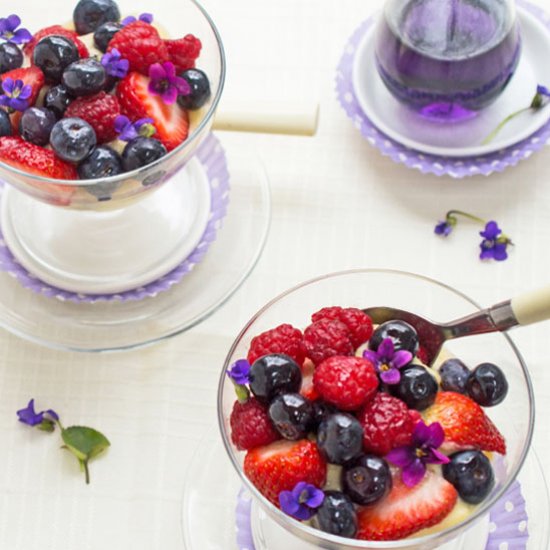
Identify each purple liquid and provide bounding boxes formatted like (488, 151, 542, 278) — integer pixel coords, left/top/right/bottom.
(375, 0, 521, 120)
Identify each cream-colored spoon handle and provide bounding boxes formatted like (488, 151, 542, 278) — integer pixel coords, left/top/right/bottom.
(511, 285, 550, 325)
(212, 101, 319, 136)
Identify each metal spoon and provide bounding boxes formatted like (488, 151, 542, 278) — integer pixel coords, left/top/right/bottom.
(363, 285, 550, 366)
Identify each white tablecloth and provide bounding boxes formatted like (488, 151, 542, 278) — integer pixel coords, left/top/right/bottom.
(1, 0, 550, 548)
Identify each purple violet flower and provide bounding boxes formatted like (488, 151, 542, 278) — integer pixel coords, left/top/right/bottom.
(101, 48, 130, 79)
(363, 338, 412, 385)
(434, 220, 453, 237)
(148, 62, 190, 105)
(114, 115, 156, 141)
(121, 13, 154, 26)
(0, 15, 32, 44)
(536, 85, 550, 98)
(386, 421, 450, 487)
(0, 77, 31, 112)
(479, 221, 509, 261)
(227, 359, 251, 386)
(17, 399, 59, 427)
(279, 482, 325, 520)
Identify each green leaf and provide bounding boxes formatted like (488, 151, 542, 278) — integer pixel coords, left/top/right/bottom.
(61, 426, 110, 484)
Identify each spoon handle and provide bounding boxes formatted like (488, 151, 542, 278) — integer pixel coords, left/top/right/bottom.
(510, 285, 550, 325)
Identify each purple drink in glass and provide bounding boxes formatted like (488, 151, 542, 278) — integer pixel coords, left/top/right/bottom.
(374, 0, 521, 120)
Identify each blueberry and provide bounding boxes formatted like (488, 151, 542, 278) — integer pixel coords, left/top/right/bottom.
(62, 58, 106, 97)
(466, 363, 508, 407)
(442, 450, 494, 504)
(248, 353, 302, 403)
(177, 69, 211, 110)
(93, 21, 122, 52)
(0, 110, 12, 137)
(439, 358, 470, 393)
(0, 42, 23, 74)
(312, 401, 337, 429)
(317, 412, 363, 465)
(314, 491, 357, 538)
(19, 107, 57, 146)
(121, 137, 168, 172)
(390, 364, 438, 410)
(44, 85, 74, 119)
(268, 393, 314, 440)
(33, 36, 80, 84)
(342, 455, 392, 505)
(73, 0, 121, 35)
(78, 146, 123, 193)
(50, 118, 97, 163)
(369, 320, 419, 355)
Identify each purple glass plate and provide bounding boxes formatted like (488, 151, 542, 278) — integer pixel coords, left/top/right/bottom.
(336, 0, 550, 178)
(0, 133, 230, 303)
(235, 480, 528, 549)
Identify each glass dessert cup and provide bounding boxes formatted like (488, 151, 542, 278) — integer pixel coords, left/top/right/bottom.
(374, 0, 522, 120)
(0, 0, 225, 294)
(217, 269, 534, 550)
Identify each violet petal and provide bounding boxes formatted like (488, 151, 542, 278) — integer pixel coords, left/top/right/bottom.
(412, 420, 431, 447)
(402, 459, 427, 487)
(362, 349, 379, 364)
(5, 14, 20, 32)
(480, 221, 501, 240)
(9, 97, 28, 111)
(16, 399, 44, 426)
(0, 18, 8, 34)
(175, 77, 191, 96)
(139, 13, 154, 23)
(149, 63, 167, 82)
(279, 491, 300, 516)
(114, 115, 130, 134)
(425, 447, 450, 465)
(380, 367, 401, 385)
(18, 84, 32, 100)
(390, 350, 412, 369)
(386, 446, 415, 468)
(12, 28, 32, 44)
(292, 505, 315, 521)
(426, 422, 445, 448)
(45, 409, 59, 422)
(492, 243, 508, 261)
(161, 86, 178, 105)
(378, 338, 394, 357)
(2, 77, 15, 95)
(538, 85, 550, 97)
(305, 487, 325, 508)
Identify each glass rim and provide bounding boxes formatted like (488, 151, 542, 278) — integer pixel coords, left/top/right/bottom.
(217, 268, 535, 548)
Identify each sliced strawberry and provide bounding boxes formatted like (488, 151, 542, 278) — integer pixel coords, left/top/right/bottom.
(23, 25, 89, 60)
(300, 360, 320, 401)
(117, 71, 189, 151)
(244, 439, 326, 506)
(165, 35, 202, 72)
(423, 391, 506, 454)
(357, 470, 458, 541)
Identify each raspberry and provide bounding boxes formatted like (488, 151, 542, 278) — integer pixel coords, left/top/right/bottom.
(247, 323, 306, 367)
(107, 21, 169, 75)
(359, 393, 415, 455)
(165, 35, 202, 71)
(304, 319, 354, 366)
(312, 306, 373, 348)
(24, 25, 89, 60)
(64, 92, 121, 143)
(313, 356, 378, 411)
(416, 345, 429, 365)
(230, 398, 280, 451)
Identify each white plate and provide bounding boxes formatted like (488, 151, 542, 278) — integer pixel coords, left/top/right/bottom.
(352, 6, 550, 157)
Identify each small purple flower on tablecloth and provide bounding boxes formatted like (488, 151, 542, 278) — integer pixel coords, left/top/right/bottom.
(479, 221, 510, 261)
(0, 15, 32, 44)
(279, 482, 325, 520)
(434, 220, 453, 237)
(121, 13, 154, 26)
(363, 338, 412, 385)
(114, 115, 156, 141)
(386, 421, 449, 487)
(148, 62, 190, 104)
(101, 48, 129, 79)
(227, 359, 251, 386)
(17, 399, 59, 427)
(0, 77, 31, 112)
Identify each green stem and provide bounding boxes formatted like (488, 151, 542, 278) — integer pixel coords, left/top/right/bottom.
(446, 210, 486, 225)
(481, 107, 532, 145)
(84, 460, 90, 485)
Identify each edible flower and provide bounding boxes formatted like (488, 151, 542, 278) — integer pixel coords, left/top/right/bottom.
(0, 77, 31, 112)
(121, 13, 154, 26)
(227, 359, 251, 402)
(101, 48, 129, 79)
(386, 421, 449, 487)
(279, 482, 325, 520)
(17, 398, 58, 430)
(148, 62, 190, 105)
(362, 338, 412, 385)
(114, 115, 156, 141)
(0, 15, 32, 44)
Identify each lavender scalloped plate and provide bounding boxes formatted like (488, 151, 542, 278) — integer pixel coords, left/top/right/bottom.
(336, 0, 550, 177)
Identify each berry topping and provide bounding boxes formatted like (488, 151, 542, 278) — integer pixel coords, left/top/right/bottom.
(78, 145, 123, 182)
(93, 21, 122, 52)
(1, 66, 45, 113)
(314, 491, 357, 538)
(0, 42, 23, 74)
(62, 59, 107, 97)
(19, 107, 56, 146)
(247, 323, 306, 368)
(50, 117, 97, 163)
(24, 25, 89, 60)
(177, 68, 211, 110)
(342, 455, 392, 506)
(359, 393, 415, 456)
(389, 364, 438, 411)
(230, 397, 280, 451)
(313, 356, 378, 411)
(356, 470, 457, 541)
(439, 358, 470, 394)
(466, 362, 508, 407)
(0, 110, 11, 137)
(65, 91, 120, 143)
(44, 85, 73, 119)
(304, 319, 354, 366)
(73, 0, 121, 35)
(248, 353, 302, 404)
(369, 320, 420, 356)
(121, 136, 167, 171)
(107, 21, 169, 75)
(0, 136, 77, 179)
(33, 36, 80, 84)
(311, 306, 373, 348)
(244, 439, 327, 505)
(165, 35, 202, 72)
(442, 450, 495, 504)
(268, 393, 314, 440)
(317, 412, 364, 465)
(117, 71, 190, 151)
(423, 391, 506, 454)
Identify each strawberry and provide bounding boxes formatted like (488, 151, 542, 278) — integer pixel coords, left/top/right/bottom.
(357, 470, 458, 540)
(165, 35, 202, 72)
(107, 21, 169, 75)
(423, 391, 506, 454)
(300, 359, 320, 401)
(244, 439, 327, 506)
(117, 71, 189, 151)
(24, 25, 89, 60)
